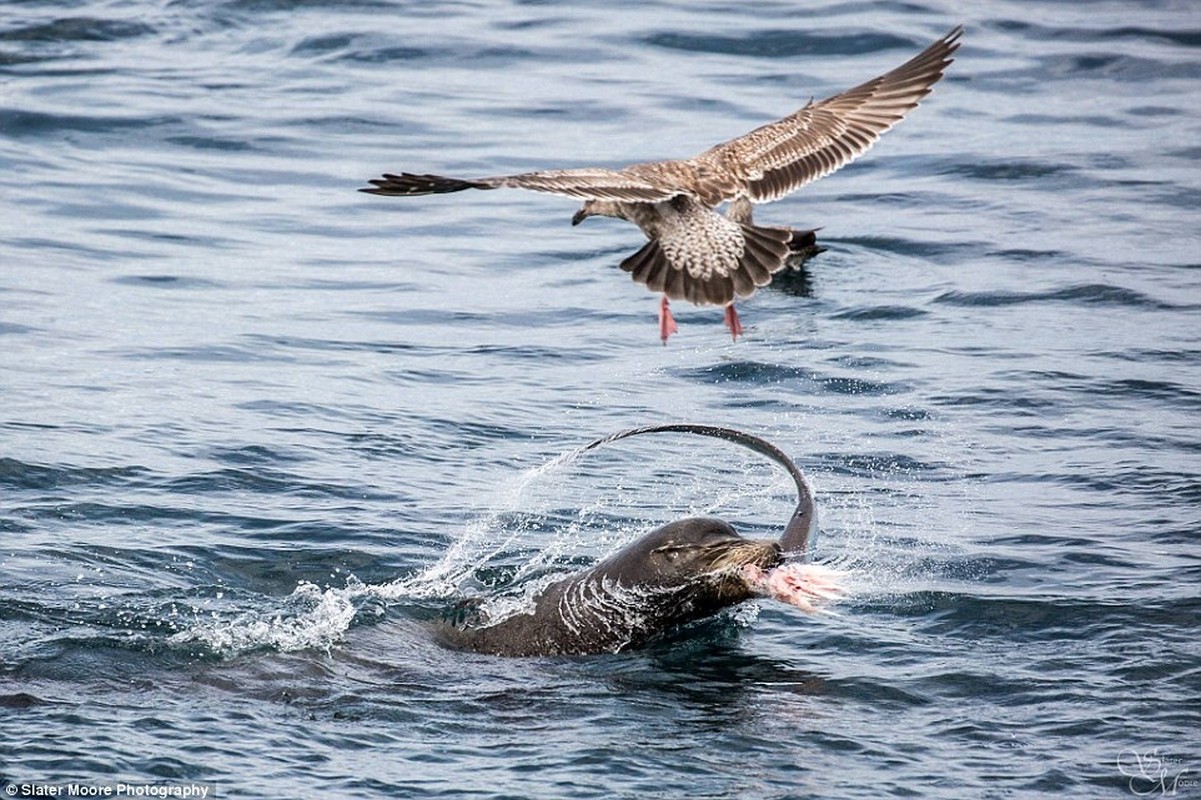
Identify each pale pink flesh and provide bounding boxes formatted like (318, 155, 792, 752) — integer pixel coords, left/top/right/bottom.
(658, 296, 679, 343)
(741, 562, 846, 614)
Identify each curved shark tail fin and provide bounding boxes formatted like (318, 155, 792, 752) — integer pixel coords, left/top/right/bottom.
(573, 424, 817, 561)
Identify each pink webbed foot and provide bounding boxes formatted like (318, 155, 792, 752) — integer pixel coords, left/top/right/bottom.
(741, 562, 847, 614)
(659, 296, 679, 344)
(723, 304, 743, 340)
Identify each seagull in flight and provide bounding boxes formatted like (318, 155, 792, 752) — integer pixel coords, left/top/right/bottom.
(362, 26, 962, 342)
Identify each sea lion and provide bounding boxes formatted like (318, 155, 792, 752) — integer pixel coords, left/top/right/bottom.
(436, 425, 843, 657)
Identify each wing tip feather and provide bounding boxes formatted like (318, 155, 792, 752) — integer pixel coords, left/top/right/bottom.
(359, 172, 494, 196)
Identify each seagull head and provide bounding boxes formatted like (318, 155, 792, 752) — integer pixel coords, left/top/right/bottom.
(571, 200, 625, 226)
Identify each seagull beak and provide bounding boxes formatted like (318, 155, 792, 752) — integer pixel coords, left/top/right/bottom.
(571, 208, 588, 226)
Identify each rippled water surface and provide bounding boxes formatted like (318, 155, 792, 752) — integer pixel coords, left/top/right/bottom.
(2, 1, 1199, 797)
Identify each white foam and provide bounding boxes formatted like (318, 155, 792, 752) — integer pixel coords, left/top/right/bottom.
(168, 580, 359, 657)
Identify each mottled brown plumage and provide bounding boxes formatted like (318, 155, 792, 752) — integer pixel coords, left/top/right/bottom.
(363, 27, 962, 341)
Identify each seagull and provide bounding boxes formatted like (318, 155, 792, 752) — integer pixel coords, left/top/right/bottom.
(362, 26, 962, 342)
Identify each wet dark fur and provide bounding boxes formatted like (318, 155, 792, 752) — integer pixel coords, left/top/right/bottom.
(436, 518, 782, 657)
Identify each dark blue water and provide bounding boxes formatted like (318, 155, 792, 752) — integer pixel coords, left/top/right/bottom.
(3, 1, 1199, 797)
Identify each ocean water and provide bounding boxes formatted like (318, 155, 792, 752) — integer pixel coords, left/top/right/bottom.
(2, 0, 1199, 797)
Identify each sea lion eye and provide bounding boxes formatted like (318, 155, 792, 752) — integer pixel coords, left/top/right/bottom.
(653, 544, 691, 561)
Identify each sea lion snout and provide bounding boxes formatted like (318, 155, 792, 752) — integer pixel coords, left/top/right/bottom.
(697, 536, 784, 606)
(707, 538, 782, 574)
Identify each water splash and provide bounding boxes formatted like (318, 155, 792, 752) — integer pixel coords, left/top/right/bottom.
(168, 580, 359, 657)
(163, 433, 871, 658)
(374, 445, 599, 603)
(165, 450, 608, 657)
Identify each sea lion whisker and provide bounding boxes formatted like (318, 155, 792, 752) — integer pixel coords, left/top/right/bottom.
(706, 542, 779, 573)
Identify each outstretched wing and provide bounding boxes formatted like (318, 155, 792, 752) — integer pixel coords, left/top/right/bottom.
(694, 26, 962, 203)
(360, 166, 682, 203)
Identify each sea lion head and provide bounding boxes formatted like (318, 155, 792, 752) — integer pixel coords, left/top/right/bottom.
(604, 517, 783, 606)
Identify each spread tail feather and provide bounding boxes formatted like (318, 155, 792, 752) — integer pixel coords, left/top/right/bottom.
(739, 224, 792, 290)
(620, 223, 793, 307)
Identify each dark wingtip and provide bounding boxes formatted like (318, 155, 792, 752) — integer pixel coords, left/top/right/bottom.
(357, 172, 493, 196)
(941, 25, 965, 60)
(359, 176, 405, 194)
(787, 228, 820, 250)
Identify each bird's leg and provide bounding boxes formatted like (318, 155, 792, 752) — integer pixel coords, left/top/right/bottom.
(723, 304, 743, 340)
(658, 296, 679, 344)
